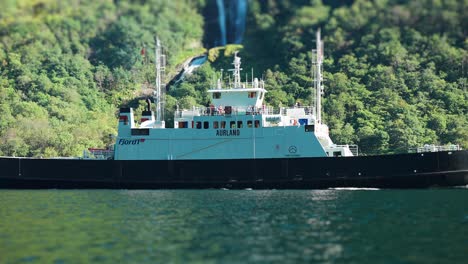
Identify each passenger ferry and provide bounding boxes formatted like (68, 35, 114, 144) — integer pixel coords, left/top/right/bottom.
(115, 31, 354, 161)
(0, 31, 467, 189)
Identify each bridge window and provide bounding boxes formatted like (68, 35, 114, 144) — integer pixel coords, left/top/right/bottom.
(237, 121, 243, 128)
(220, 121, 226, 128)
(196, 121, 202, 129)
(213, 92, 221, 99)
(247, 120, 252, 128)
(204, 121, 209, 129)
(213, 121, 219, 129)
(230, 121, 236, 128)
(255, 120, 260, 128)
(248, 92, 257, 98)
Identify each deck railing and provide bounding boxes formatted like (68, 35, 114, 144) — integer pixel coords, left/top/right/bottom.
(409, 145, 461, 153)
(334, 144, 359, 156)
(84, 148, 114, 160)
(175, 106, 316, 118)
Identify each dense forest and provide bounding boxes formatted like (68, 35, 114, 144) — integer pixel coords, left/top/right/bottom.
(0, 0, 467, 157)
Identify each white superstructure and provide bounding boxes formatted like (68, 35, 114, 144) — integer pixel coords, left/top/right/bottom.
(113, 31, 357, 160)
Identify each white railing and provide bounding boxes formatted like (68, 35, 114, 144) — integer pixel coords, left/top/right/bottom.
(83, 148, 114, 160)
(409, 144, 461, 153)
(348, 145, 359, 156)
(175, 106, 317, 118)
(216, 79, 265, 90)
(333, 144, 359, 156)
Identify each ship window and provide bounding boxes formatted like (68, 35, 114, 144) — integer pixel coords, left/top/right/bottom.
(247, 120, 253, 128)
(305, 124, 314, 132)
(237, 121, 243, 128)
(220, 121, 226, 128)
(230, 121, 236, 128)
(254, 120, 260, 128)
(178, 121, 188, 128)
(131, 128, 150, 135)
(196, 121, 202, 129)
(213, 92, 221, 99)
(248, 92, 257, 98)
(213, 121, 219, 129)
(204, 121, 209, 129)
(333, 151, 342, 157)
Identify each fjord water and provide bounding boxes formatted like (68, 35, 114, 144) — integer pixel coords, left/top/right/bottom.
(1, 189, 467, 263)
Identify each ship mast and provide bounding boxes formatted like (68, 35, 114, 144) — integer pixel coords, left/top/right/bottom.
(154, 36, 165, 122)
(312, 29, 324, 124)
(229, 51, 242, 88)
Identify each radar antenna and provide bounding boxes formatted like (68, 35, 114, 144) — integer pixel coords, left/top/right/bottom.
(228, 52, 242, 88)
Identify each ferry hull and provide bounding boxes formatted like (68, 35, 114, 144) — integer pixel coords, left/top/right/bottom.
(1, 151, 467, 189)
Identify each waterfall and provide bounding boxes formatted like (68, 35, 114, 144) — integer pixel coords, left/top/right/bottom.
(203, 0, 247, 48)
(227, 0, 246, 44)
(216, 0, 227, 46)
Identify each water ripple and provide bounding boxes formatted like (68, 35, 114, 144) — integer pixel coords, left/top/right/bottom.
(0, 189, 467, 263)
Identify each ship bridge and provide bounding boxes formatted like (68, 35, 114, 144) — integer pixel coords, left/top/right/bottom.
(207, 52, 267, 110)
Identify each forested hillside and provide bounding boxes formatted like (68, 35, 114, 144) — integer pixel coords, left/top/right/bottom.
(249, 0, 468, 154)
(1, 0, 467, 157)
(0, 0, 205, 157)
(179, 0, 468, 154)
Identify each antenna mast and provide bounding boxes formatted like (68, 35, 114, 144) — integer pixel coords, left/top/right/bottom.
(154, 36, 166, 122)
(229, 52, 242, 88)
(312, 29, 324, 123)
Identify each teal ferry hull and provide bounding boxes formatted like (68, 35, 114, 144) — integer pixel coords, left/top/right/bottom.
(1, 150, 467, 189)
